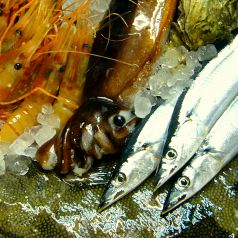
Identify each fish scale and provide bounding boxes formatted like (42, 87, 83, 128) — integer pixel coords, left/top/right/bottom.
(154, 34, 238, 191)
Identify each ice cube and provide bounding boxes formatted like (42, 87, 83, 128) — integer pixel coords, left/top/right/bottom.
(33, 125, 56, 146)
(134, 92, 152, 118)
(159, 87, 171, 100)
(197, 44, 217, 62)
(149, 75, 161, 95)
(28, 125, 41, 136)
(177, 46, 189, 59)
(139, 90, 157, 106)
(167, 74, 177, 87)
(185, 51, 199, 69)
(9, 133, 34, 155)
(41, 103, 54, 115)
(37, 113, 60, 129)
(0, 142, 10, 156)
(24, 146, 38, 159)
(158, 48, 180, 68)
(5, 155, 31, 176)
(90, 0, 110, 13)
(175, 65, 189, 79)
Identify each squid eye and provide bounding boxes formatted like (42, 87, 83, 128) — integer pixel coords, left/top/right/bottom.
(166, 149, 177, 160)
(178, 176, 190, 188)
(116, 172, 127, 184)
(113, 115, 126, 127)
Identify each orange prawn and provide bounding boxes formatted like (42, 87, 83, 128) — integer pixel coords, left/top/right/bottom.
(0, 0, 93, 143)
(0, 0, 25, 36)
(0, 16, 79, 143)
(52, 3, 94, 127)
(0, 0, 62, 53)
(0, 0, 62, 102)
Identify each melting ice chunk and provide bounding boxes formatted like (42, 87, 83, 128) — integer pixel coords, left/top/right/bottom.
(37, 113, 60, 129)
(197, 44, 218, 62)
(41, 103, 54, 115)
(134, 92, 152, 118)
(9, 133, 34, 155)
(158, 48, 180, 68)
(24, 146, 38, 159)
(5, 155, 32, 176)
(30, 125, 56, 146)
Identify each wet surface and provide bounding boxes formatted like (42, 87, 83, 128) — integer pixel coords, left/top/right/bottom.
(0, 156, 236, 237)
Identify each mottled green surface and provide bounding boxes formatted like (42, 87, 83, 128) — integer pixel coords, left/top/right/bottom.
(173, 0, 238, 49)
(0, 156, 237, 237)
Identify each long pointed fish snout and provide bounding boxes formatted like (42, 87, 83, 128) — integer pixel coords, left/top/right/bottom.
(154, 34, 238, 193)
(99, 93, 183, 210)
(161, 97, 238, 214)
(161, 190, 188, 216)
(154, 150, 179, 192)
(98, 184, 121, 212)
(98, 149, 160, 212)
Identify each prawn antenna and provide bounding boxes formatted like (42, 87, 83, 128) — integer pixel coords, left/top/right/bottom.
(0, 87, 79, 110)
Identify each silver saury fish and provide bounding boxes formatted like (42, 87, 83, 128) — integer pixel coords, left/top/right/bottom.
(162, 95, 238, 214)
(154, 34, 238, 191)
(98, 94, 183, 211)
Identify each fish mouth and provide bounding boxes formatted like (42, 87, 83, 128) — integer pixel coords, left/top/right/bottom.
(154, 166, 177, 192)
(161, 192, 187, 216)
(98, 200, 110, 213)
(98, 188, 125, 212)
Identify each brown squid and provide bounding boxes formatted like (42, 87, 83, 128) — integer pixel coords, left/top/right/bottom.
(36, 97, 138, 176)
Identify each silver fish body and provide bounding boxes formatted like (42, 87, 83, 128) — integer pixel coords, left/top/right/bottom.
(162, 95, 238, 214)
(98, 95, 183, 211)
(154, 34, 238, 190)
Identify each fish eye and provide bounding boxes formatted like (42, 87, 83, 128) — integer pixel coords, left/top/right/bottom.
(116, 172, 127, 184)
(113, 114, 126, 127)
(166, 149, 177, 160)
(178, 176, 190, 188)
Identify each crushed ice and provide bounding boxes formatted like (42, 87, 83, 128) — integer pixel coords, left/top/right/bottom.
(5, 155, 32, 176)
(0, 104, 59, 176)
(134, 44, 218, 118)
(0, 43, 218, 174)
